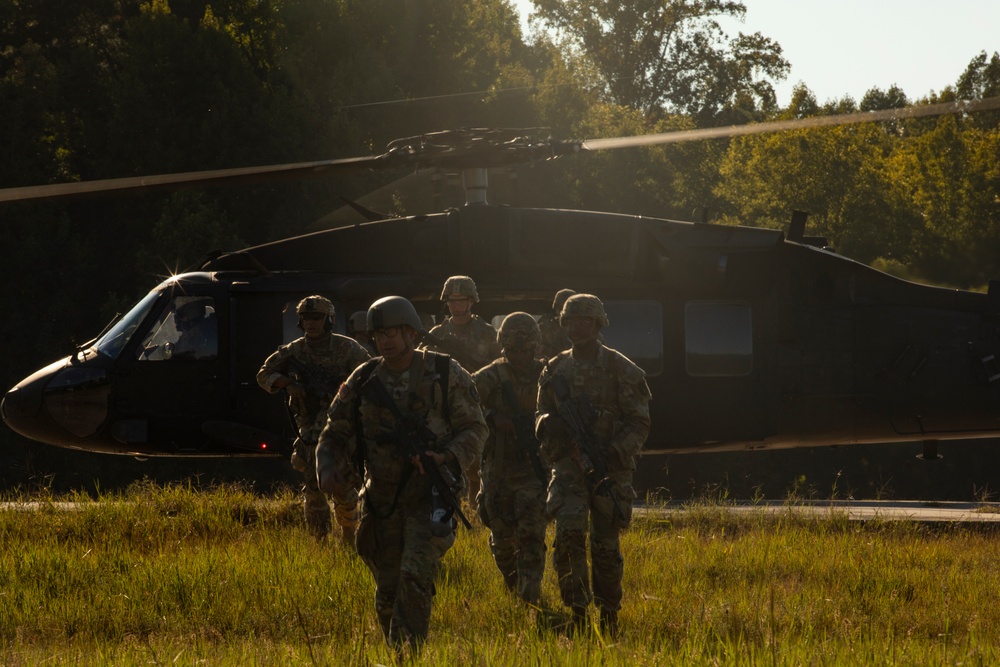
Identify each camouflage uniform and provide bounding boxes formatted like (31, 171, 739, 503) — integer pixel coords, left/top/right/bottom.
(536, 295, 650, 631)
(348, 310, 377, 356)
(422, 276, 501, 511)
(257, 305, 370, 541)
(317, 301, 487, 648)
(426, 315, 500, 373)
(472, 352, 549, 604)
(538, 289, 576, 360)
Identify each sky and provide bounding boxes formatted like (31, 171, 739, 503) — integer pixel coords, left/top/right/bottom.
(513, 0, 1000, 106)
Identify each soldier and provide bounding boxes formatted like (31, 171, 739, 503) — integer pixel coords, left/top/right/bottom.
(535, 294, 651, 636)
(347, 310, 376, 355)
(257, 295, 370, 543)
(538, 288, 576, 360)
(471, 312, 550, 604)
(422, 275, 500, 510)
(316, 296, 487, 652)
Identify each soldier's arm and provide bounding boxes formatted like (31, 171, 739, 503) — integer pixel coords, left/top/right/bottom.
(442, 359, 488, 472)
(610, 355, 652, 467)
(535, 365, 572, 462)
(315, 371, 363, 495)
(256, 346, 291, 393)
(471, 363, 500, 411)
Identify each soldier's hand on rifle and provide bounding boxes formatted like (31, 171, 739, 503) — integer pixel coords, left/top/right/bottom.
(285, 381, 306, 400)
(493, 411, 515, 436)
(411, 450, 447, 475)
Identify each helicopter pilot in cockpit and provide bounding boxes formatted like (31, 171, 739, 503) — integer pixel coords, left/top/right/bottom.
(171, 298, 218, 360)
(137, 296, 218, 361)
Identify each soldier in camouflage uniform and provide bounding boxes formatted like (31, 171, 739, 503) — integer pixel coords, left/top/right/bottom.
(472, 313, 550, 604)
(535, 294, 651, 635)
(422, 275, 500, 510)
(538, 289, 576, 360)
(257, 296, 371, 542)
(347, 310, 376, 355)
(316, 296, 487, 652)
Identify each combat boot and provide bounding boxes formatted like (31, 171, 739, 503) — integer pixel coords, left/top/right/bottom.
(599, 608, 619, 638)
(571, 605, 589, 633)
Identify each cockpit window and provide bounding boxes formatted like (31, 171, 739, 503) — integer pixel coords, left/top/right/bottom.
(137, 296, 218, 361)
(94, 291, 160, 360)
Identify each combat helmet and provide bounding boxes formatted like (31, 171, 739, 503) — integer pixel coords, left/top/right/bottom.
(560, 293, 609, 328)
(440, 275, 479, 303)
(295, 295, 334, 330)
(367, 296, 423, 332)
(498, 312, 541, 350)
(347, 311, 368, 335)
(296, 295, 335, 317)
(551, 288, 577, 313)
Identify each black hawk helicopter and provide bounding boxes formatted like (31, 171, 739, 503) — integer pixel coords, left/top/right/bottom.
(3, 97, 1000, 463)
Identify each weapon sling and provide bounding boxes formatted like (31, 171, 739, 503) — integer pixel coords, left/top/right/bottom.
(499, 370, 548, 485)
(358, 359, 472, 529)
(550, 373, 626, 521)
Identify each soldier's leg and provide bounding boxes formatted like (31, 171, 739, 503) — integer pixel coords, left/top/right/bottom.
(482, 485, 518, 591)
(465, 455, 482, 512)
(331, 485, 359, 546)
(359, 510, 402, 645)
(550, 486, 591, 614)
(515, 483, 549, 605)
(487, 516, 519, 592)
(589, 481, 634, 635)
(392, 511, 438, 648)
(302, 467, 332, 540)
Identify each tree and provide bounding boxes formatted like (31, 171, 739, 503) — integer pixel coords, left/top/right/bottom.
(715, 121, 913, 266)
(529, 0, 788, 123)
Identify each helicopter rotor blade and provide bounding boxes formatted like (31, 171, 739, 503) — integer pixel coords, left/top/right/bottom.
(0, 154, 386, 204)
(581, 95, 1000, 152)
(3, 95, 998, 206)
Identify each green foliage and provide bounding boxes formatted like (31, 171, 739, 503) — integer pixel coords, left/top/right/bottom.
(529, 0, 789, 122)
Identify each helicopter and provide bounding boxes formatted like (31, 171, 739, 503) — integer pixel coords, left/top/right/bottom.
(3, 97, 1000, 464)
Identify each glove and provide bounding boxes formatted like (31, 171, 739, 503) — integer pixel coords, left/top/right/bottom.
(285, 381, 306, 400)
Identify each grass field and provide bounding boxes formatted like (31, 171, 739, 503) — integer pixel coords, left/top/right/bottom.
(1, 481, 998, 665)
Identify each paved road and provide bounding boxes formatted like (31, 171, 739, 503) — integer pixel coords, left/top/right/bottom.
(5, 499, 1000, 523)
(644, 499, 1000, 523)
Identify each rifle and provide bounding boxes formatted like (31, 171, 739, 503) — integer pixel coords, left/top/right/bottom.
(499, 381, 548, 485)
(550, 374, 626, 521)
(285, 356, 340, 417)
(360, 372, 472, 530)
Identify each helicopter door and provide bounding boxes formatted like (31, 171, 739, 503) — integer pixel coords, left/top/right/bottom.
(228, 292, 300, 454)
(113, 294, 227, 452)
(670, 299, 777, 446)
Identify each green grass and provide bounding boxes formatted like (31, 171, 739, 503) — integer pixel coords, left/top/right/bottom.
(1, 483, 998, 665)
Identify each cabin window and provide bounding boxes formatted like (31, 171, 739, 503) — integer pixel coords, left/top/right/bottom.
(602, 301, 664, 376)
(684, 301, 752, 376)
(488, 300, 663, 375)
(137, 296, 218, 361)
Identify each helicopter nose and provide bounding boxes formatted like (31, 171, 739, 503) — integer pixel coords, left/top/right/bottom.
(2, 357, 111, 445)
(2, 358, 59, 434)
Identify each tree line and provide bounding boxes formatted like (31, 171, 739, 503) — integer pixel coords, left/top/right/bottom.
(1, 0, 998, 492)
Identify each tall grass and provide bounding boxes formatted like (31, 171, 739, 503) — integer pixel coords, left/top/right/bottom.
(1, 483, 998, 665)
